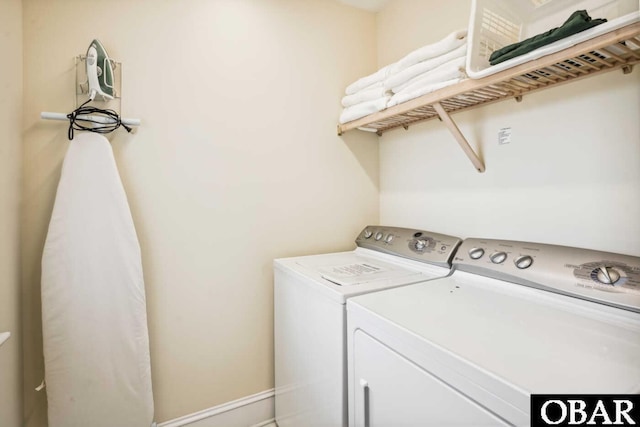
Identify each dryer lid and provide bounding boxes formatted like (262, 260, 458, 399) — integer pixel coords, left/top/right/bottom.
(348, 272, 640, 397)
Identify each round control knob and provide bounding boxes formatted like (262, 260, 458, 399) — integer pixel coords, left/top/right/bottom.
(595, 266, 620, 285)
(374, 232, 383, 241)
(363, 229, 373, 239)
(490, 252, 507, 264)
(414, 239, 428, 251)
(514, 255, 533, 269)
(469, 248, 484, 260)
(385, 234, 394, 243)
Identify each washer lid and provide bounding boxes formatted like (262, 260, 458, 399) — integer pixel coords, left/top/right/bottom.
(275, 248, 452, 303)
(298, 254, 423, 286)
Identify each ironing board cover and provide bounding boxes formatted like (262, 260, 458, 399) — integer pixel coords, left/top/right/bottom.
(41, 133, 154, 427)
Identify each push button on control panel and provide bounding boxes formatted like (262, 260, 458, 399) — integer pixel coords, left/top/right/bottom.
(514, 255, 533, 269)
(469, 248, 485, 259)
(490, 252, 507, 264)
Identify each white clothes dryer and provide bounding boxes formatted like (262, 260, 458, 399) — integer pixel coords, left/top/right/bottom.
(274, 226, 462, 427)
(347, 238, 640, 427)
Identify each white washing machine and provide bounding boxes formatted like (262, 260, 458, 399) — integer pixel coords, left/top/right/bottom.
(347, 238, 640, 426)
(274, 226, 462, 427)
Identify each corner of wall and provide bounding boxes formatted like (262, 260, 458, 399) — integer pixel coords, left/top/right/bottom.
(0, 0, 25, 426)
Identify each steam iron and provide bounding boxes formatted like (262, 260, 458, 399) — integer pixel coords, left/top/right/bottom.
(86, 39, 115, 101)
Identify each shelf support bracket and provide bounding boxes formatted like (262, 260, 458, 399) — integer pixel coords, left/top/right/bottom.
(433, 102, 485, 173)
(622, 65, 633, 74)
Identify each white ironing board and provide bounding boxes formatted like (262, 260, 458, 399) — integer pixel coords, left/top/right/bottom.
(41, 133, 154, 427)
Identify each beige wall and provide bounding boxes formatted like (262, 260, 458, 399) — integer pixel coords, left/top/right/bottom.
(22, 0, 378, 423)
(0, 0, 23, 426)
(377, 0, 640, 256)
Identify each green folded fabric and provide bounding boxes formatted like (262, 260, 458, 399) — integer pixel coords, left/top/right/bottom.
(489, 10, 607, 65)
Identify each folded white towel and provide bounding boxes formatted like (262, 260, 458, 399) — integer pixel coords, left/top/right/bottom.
(384, 43, 467, 91)
(341, 83, 390, 107)
(345, 64, 394, 95)
(387, 78, 462, 107)
(394, 29, 467, 72)
(391, 55, 466, 94)
(339, 96, 390, 124)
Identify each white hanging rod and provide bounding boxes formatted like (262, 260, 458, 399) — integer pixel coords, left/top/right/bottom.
(40, 112, 141, 127)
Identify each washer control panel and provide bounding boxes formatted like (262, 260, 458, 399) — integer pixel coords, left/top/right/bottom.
(356, 226, 462, 268)
(453, 238, 640, 312)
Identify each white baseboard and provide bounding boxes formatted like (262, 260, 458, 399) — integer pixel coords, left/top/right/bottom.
(157, 389, 275, 427)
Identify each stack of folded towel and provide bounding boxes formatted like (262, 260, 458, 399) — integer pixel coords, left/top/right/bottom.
(339, 29, 468, 124)
(339, 65, 394, 124)
(386, 29, 467, 107)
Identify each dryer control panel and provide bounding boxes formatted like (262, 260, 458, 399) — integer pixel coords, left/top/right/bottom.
(453, 238, 640, 312)
(356, 226, 462, 268)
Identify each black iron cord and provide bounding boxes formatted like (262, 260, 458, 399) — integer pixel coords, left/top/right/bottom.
(66, 99, 132, 140)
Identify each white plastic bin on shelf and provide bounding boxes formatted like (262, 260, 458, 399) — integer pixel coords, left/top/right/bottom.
(466, 0, 640, 78)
